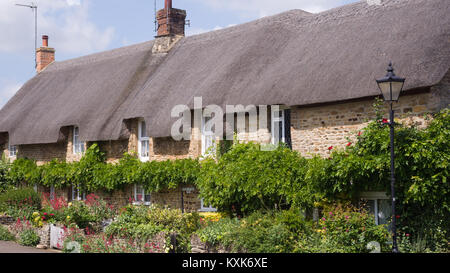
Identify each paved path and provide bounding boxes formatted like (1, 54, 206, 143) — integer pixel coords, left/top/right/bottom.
(0, 241, 61, 253)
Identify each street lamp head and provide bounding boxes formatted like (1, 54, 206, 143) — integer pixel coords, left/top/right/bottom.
(376, 62, 405, 102)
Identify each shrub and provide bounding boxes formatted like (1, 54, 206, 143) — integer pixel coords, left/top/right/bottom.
(295, 204, 390, 253)
(105, 205, 200, 253)
(18, 229, 41, 247)
(0, 156, 14, 194)
(0, 187, 41, 219)
(0, 225, 15, 241)
(197, 218, 240, 246)
(197, 210, 308, 253)
(197, 143, 310, 216)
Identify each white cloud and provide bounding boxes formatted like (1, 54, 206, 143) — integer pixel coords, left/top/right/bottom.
(0, 81, 23, 109)
(192, 0, 351, 18)
(0, 0, 115, 56)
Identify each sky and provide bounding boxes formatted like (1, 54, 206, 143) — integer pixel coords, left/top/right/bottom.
(0, 0, 361, 109)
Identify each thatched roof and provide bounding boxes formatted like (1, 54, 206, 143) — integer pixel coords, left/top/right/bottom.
(1, 0, 449, 144)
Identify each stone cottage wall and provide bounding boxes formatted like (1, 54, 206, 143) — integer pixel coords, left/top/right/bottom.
(290, 91, 442, 158)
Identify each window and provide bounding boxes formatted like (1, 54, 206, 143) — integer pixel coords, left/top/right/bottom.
(199, 199, 217, 212)
(133, 184, 151, 205)
(8, 143, 17, 158)
(360, 192, 391, 226)
(71, 187, 86, 201)
(201, 116, 216, 157)
(271, 107, 285, 145)
(50, 186, 55, 201)
(73, 127, 85, 154)
(138, 120, 150, 162)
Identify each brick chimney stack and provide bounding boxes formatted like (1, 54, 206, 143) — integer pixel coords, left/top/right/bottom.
(156, 0, 186, 37)
(36, 35, 55, 73)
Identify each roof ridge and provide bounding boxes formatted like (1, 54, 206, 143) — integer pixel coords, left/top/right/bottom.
(44, 40, 155, 72)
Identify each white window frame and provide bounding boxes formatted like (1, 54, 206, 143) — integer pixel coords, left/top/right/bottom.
(199, 199, 217, 212)
(271, 107, 285, 145)
(8, 141, 17, 158)
(71, 187, 86, 201)
(201, 115, 216, 157)
(133, 184, 151, 206)
(138, 120, 150, 162)
(73, 127, 85, 155)
(360, 192, 390, 226)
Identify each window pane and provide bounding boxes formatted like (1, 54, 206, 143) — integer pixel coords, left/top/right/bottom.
(273, 121, 281, 144)
(273, 110, 283, 119)
(141, 140, 149, 157)
(144, 194, 151, 203)
(140, 121, 148, 138)
(377, 199, 391, 226)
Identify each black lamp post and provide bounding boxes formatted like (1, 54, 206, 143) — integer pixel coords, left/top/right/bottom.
(376, 62, 405, 253)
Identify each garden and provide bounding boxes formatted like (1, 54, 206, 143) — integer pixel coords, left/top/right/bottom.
(0, 105, 448, 253)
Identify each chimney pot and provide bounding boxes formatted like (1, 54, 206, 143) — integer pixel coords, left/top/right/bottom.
(42, 35, 49, 47)
(165, 0, 172, 10)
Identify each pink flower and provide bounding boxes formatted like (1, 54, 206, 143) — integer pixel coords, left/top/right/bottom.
(406, 234, 410, 237)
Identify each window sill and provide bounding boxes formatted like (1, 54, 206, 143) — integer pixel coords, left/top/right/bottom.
(132, 202, 152, 206)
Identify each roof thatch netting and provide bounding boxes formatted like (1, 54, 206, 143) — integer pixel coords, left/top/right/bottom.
(1, 0, 449, 144)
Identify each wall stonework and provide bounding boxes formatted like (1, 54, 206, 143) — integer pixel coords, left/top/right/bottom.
(290, 91, 441, 158)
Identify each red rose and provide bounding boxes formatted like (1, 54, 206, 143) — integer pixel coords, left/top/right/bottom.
(328, 146, 333, 150)
(396, 215, 400, 219)
(358, 131, 362, 136)
(382, 118, 389, 124)
(346, 142, 352, 147)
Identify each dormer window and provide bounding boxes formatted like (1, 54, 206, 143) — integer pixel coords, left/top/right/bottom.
(73, 127, 85, 154)
(138, 120, 150, 162)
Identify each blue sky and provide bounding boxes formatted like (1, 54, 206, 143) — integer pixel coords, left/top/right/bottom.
(0, 0, 360, 109)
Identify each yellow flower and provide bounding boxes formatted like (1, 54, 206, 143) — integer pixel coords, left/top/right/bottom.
(68, 202, 72, 207)
(66, 215, 71, 220)
(32, 212, 40, 217)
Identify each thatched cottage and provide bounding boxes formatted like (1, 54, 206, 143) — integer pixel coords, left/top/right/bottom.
(0, 0, 449, 212)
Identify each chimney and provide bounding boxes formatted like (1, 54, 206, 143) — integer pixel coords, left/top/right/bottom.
(156, 0, 186, 37)
(36, 35, 55, 73)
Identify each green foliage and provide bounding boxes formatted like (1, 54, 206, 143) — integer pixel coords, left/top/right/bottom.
(296, 204, 390, 253)
(197, 143, 311, 216)
(197, 210, 310, 253)
(318, 108, 450, 251)
(105, 204, 200, 253)
(18, 229, 40, 247)
(197, 218, 240, 246)
(0, 156, 14, 193)
(5, 144, 200, 195)
(0, 187, 41, 219)
(0, 225, 15, 241)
